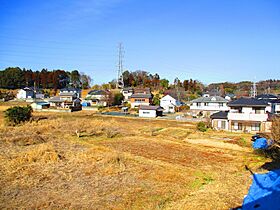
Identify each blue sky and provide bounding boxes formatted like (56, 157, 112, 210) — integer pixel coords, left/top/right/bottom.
(0, 0, 279, 85)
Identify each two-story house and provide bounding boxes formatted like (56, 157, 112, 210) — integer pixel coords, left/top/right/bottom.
(211, 97, 272, 133)
(49, 92, 81, 110)
(256, 94, 280, 114)
(17, 87, 35, 99)
(60, 87, 81, 98)
(190, 96, 229, 116)
(86, 90, 111, 107)
(129, 88, 152, 108)
(160, 94, 182, 113)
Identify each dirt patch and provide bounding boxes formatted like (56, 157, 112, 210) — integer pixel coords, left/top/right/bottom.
(184, 138, 251, 152)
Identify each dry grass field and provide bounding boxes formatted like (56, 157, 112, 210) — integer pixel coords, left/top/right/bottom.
(0, 104, 270, 209)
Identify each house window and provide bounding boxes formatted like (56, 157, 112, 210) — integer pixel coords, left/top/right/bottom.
(218, 103, 224, 107)
(254, 108, 263, 114)
(143, 111, 150, 114)
(251, 123, 260, 131)
(221, 121, 226, 129)
(233, 122, 242, 130)
(204, 102, 209, 106)
(197, 102, 201, 107)
(135, 99, 145, 102)
(238, 123, 243, 130)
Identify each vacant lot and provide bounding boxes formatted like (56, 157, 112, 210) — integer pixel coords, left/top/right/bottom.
(0, 107, 269, 209)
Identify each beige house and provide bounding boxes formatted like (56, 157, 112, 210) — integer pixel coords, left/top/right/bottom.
(211, 98, 273, 133)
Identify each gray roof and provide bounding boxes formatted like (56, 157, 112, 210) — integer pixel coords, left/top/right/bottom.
(59, 92, 76, 97)
(228, 97, 268, 107)
(256, 94, 278, 100)
(60, 87, 81, 92)
(139, 105, 164, 111)
(130, 94, 152, 99)
(210, 111, 228, 119)
(191, 96, 228, 103)
(49, 96, 64, 103)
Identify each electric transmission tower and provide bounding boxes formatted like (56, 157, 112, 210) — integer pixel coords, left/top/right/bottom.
(174, 77, 181, 102)
(250, 81, 257, 98)
(117, 43, 124, 89)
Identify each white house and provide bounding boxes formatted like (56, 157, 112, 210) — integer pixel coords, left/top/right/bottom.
(31, 102, 50, 110)
(160, 94, 182, 113)
(139, 105, 164, 118)
(60, 87, 81, 98)
(190, 96, 229, 116)
(16, 87, 35, 99)
(121, 87, 134, 101)
(86, 90, 110, 107)
(256, 94, 280, 114)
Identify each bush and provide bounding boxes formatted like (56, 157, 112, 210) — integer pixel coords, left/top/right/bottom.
(113, 93, 124, 106)
(4, 105, 33, 125)
(197, 122, 207, 132)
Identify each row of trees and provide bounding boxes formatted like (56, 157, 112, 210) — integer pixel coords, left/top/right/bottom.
(207, 80, 280, 97)
(0, 67, 92, 90)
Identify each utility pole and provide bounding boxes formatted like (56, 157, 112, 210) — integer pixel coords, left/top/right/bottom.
(117, 43, 124, 89)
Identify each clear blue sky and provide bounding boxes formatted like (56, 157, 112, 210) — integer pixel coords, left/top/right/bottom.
(0, 0, 279, 85)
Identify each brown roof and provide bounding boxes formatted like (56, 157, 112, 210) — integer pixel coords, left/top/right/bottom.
(139, 105, 164, 111)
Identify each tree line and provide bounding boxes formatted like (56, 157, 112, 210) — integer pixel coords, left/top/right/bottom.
(0, 67, 92, 89)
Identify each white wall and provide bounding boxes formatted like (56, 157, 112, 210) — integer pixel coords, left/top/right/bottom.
(122, 91, 133, 100)
(190, 102, 229, 111)
(228, 112, 268, 122)
(17, 90, 34, 99)
(139, 110, 157, 118)
(160, 95, 176, 113)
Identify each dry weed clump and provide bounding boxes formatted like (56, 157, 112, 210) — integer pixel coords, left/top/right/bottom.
(11, 143, 59, 165)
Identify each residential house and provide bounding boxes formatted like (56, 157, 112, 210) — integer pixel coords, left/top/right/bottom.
(121, 87, 134, 101)
(129, 87, 152, 108)
(256, 94, 280, 114)
(210, 111, 229, 131)
(225, 93, 236, 101)
(227, 98, 271, 133)
(160, 94, 182, 113)
(130, 93, 152, 108)
(31, 102, 50, 110)
(35, 93, 45, 99)
(190, 96, 229, 116)
(49, 91, 81, 110)
(86, 90, 110, 107)
(60, 87, 81, 98)
(139, 105, 164, 118)
(17, 87, 35, 99)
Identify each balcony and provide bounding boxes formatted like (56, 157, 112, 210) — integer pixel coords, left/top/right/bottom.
(190, 105, 229, 111)
(228, 112, 268, 122)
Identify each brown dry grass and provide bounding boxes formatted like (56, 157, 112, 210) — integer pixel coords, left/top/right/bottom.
(0, 104, 269, 209)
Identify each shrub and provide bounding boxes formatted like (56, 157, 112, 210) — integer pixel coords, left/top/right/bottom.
(4, 105, 33, 125)
(197, 122, 207, 132)
(267, 117, 280, 159)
